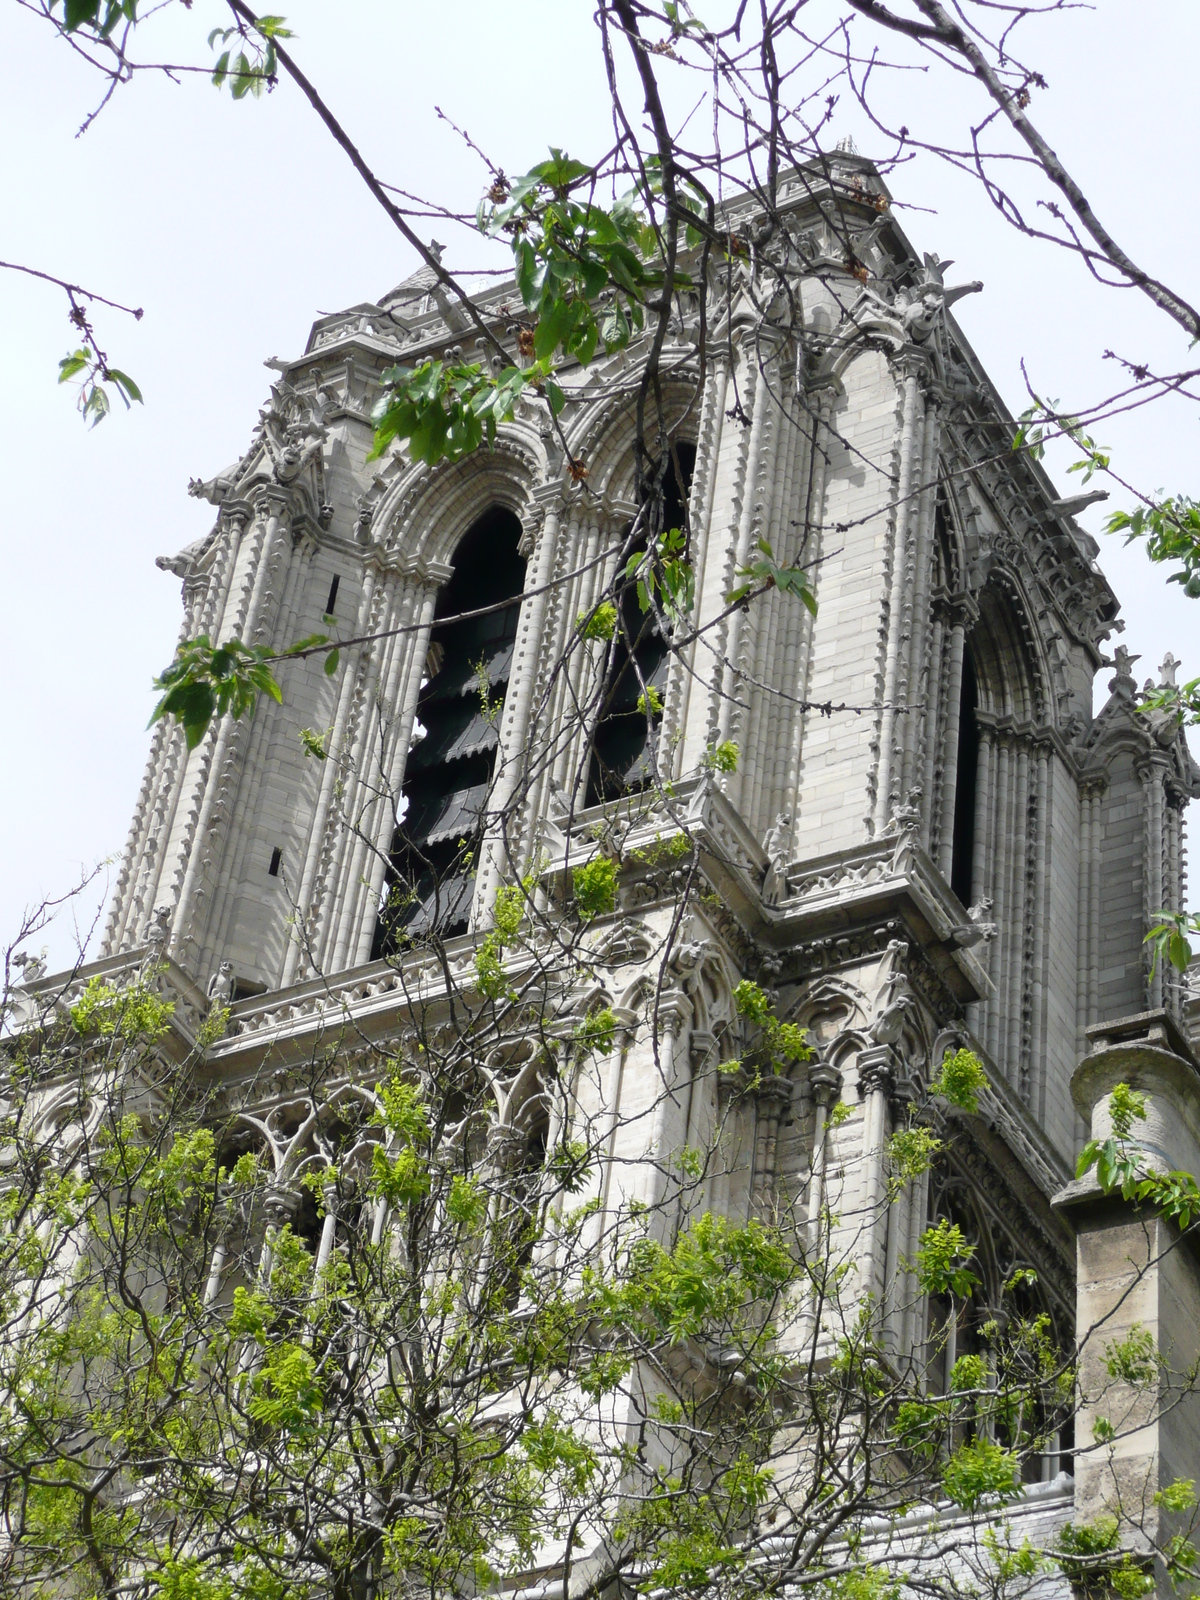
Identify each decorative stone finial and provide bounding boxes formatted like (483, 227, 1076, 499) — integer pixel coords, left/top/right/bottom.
(1108, 644, 1140, 699)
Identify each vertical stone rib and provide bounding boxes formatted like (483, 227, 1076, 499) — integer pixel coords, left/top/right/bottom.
(900, 401, 938, 798)
(1017, 742, 1036, 1094)
(782, 393, 832, 825)
(707, 355, 759, 753)
(1142, 759, 1166, 1009)
(936, 613, 967, 881)
(315, 566, 404, 975)
(665, 359, 727, 770)
(551, 519, 601, 792)
(1077, 785, 1093, 1051)
(874, 363, 923, 830)
(475, 491, 562, 923)
(1087, 781, 1102, 1028)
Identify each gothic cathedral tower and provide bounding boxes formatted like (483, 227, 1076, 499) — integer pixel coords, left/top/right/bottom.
(93, 152, 1199, 1382)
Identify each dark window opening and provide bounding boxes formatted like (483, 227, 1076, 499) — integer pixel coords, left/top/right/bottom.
(586, 442, 695, 805)
(934, 497, 956, 590)
(324, 575, 340, 618)
(372, 507, 526, 957)
(950, 650, 979, 907)
(268, 846, 282, 878)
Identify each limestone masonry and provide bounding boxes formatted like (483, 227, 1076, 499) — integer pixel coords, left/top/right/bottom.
(46, 153, 1200, 1582)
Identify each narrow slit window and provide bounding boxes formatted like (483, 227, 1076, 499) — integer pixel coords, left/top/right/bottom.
(325, 575, 340, 618)
(268, 846, 282, 878)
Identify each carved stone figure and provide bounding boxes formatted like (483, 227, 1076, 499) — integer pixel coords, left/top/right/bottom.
(950, 895, 998, 948)
(895, 253, 983, 342)
(12, 950, 47, 985)
(144, 906, 172, 952)
(761, 810, 791, 903)
(207, 961, 236, 1007)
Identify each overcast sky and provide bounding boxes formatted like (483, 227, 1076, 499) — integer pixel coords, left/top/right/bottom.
(3, 0, 1198, 969)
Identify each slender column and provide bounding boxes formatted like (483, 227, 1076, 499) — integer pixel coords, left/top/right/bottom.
(782, 391, 834, 820)
(1077, 783, 1094, 1047)
(750, 1075, 793, 1219)
(936, 597, 977, 882)
(898, 1166, 930, 1369)
(476, 489, 563, 921)
(1030, 744, 1052, 1115)
(1087, 779, 1104, 1028)
(794, 1063, 842, 1353)
(768, 395, 816, 813)
(856, 1048, 896, 1313)
(900, 397, 939, 798)
(716, 356, 772, 752)
(312, 1183, 339, 1278)
(551, 518, 602, 791)
(874, 359, 925, 830)
(644, 994, 689, 1236)
(1007, 742, 1029, 1079)
(673, 358, 730, 769)
(968, 726, 994, 1043)
(921, 615, 945, 855)
(1140, 757, 1168, 1009)
(987, 733, 1011, 1062)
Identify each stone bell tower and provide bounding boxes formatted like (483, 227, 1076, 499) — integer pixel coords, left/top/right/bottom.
(84, 156, 1200, 1515)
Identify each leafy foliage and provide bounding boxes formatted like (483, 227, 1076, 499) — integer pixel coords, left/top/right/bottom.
(577, 601, 618, 641)
(727, 538, 817, 613)
(370, 357, 561, 467)
(572, 855, 618, 920)
(941, 1439, 1022, 1510)
(149, 631, 334, 749)
(1107, 496, 1200, 598)
(478, 150, 659, 368)
(930, 1046, 987, 1113)
(58, 346, 142, 425)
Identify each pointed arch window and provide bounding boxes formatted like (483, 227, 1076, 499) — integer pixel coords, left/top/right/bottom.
(373, 508, 526, 955)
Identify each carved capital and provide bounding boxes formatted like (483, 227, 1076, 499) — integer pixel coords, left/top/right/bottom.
(263, 1184, 302, 1226)
(253, 485, 292, 523)
(808, 1062, 843, 1107)
(689, 1029, 717, 1070)
(856, 1044, 900, 1099)
(939, 589, 981, 630)
(717, 1065, 749, 1107)
(654, 991, 690, 1039)
(754, 1073, 793, 1113)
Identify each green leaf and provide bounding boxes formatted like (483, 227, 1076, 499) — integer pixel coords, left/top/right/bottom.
(57, 350, 90, 383)
(105, 368, 143, 405)
(63, 0, 101, 28)
(324, 648, 340, 676)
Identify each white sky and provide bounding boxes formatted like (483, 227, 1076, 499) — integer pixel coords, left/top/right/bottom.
(3, 0, 1198, 968)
